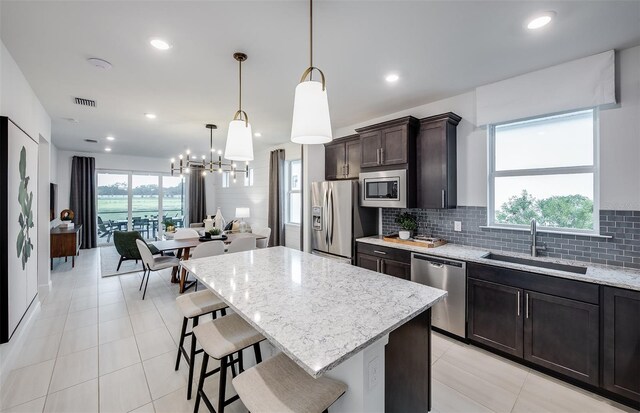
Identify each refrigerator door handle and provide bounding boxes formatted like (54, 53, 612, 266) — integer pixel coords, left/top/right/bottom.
(330, 187, 335, 245)
(324, 188, 330, 247)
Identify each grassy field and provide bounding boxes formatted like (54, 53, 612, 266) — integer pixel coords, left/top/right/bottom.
(98, 196, 183, 221)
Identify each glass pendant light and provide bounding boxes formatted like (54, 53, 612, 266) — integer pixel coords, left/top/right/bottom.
(291, 0, 332, 144)
(225, 52, 254, 161)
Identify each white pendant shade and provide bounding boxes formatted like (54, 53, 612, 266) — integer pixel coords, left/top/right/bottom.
(225, 119, 254, 161)
(291, 80, 332, 144)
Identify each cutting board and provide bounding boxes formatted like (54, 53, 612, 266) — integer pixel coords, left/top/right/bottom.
(382, 234, 447, 248)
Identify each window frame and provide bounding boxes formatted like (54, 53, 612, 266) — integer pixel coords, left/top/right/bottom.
(285, 159, 302, 225)
(487, 108, 600, 235)
(221, 171, 230, 188)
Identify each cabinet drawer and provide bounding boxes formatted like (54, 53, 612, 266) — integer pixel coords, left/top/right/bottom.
(357, 242, 411, 264)
(467, 262, 599, 305)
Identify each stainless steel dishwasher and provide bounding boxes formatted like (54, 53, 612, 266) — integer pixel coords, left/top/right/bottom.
(411, 253, 466, 339)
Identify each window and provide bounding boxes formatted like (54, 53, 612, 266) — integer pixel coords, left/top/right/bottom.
(286, 160, 302, 225)
(244, 168, 254, 187)
(488, 109, 598, 234)
(222, 171, 230, 188)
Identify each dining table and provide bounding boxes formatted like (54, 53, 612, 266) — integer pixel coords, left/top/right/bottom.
(150, 232, 268, 293)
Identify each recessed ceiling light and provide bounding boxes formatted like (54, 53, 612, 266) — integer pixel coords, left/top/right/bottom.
(87, 58, 112, 70)
(385, 73, 400, 83)
(150, 38, 172, 50)
(106, 136, 115, 141)
(64, 117, 80, 123)
(105, 147, 112, 152)
(526, 11, 556, 30)
(145, 113, 157, 119)
(254, 132, 262, 137)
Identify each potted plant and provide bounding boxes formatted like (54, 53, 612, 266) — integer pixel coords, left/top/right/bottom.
(163, 218, 176, 233)
(395, 212, 418, 240)
(208, 228, 222, 238)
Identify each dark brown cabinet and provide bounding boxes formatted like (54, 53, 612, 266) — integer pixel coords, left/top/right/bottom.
(417, 113, 461, 209)
(468, 278, 523, 357)
(603, 287, 640, 404)
(467, 262, 601, 387)
(524, 291, 599, 386)
(324, 135, 360, 180)
(355, 242, 411, 280)
(356, 116, 419, 169)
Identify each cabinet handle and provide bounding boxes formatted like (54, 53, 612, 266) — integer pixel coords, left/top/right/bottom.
(346, 164, 349, 176)
(380, 148, 384, 164)
(376, 259, 381, 272)
(373, 250, 387, 255)
(525, 293, 529, 319)
(517, 291, 520, 316)
(441, 189, 446, 208)
(376, 148, 381, 165)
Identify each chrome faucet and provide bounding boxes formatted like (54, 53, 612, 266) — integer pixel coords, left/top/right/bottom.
(530, 219, 547, 257)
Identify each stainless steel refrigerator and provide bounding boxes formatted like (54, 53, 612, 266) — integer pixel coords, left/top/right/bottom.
(311, 181, 378, 263)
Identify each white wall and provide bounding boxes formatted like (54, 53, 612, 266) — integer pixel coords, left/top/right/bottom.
(206, 142, 302, 248)
(333, 45, 640, 210)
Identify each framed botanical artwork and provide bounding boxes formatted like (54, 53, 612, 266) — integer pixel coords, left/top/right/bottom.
(0, 116, 39, 343)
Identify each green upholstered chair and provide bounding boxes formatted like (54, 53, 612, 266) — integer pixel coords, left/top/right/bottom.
(113, 231, 161, 271)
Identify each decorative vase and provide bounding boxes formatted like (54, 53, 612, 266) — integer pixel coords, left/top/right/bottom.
(399, 230, 411, 240)
(214, 207, 226, 230)
(204, 215, 214, 232)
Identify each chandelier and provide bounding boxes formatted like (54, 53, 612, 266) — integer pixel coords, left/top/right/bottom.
(170, 124, 249, 181)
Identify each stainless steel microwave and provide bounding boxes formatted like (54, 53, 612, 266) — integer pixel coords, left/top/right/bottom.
(359, 170, 407, 208)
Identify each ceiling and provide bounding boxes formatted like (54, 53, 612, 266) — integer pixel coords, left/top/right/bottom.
(1, 1, 639, 158)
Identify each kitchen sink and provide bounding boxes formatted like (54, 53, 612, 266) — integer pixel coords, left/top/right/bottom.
(482, 253, 588, 274)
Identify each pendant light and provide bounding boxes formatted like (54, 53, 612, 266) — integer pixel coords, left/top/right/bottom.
(290, 0, 332, 144)
(225, 52, 254, 161)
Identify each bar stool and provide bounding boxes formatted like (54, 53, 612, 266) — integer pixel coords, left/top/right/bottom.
(193, 313, 265, 413)
(232, 352, 347, 413)
(175, 290, 229, 399)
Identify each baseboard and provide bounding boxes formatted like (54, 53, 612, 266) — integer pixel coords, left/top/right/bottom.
(0, 298, 41, 389)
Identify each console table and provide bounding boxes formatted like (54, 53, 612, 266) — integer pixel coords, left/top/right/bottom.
(51, 225, 83, 269)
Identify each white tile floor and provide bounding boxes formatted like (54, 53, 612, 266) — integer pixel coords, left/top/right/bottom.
(0, 248, 637, 413)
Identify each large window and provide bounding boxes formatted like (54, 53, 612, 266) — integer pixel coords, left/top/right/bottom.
(488, 109, 598, 234)
(97, 171, 185, 244)
(286, 160, 302, 225)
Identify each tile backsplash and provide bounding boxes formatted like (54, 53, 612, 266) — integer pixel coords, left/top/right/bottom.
(381, 207, 640, 270)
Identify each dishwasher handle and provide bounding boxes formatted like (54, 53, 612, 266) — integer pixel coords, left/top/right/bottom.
(413, 254, 465, 268)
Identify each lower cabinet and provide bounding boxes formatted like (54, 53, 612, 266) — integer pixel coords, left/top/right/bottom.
(524, 291, 599, 386)
(468, 278, 523, 357)
(356, 252, 410, 280)
(603, 287, 640, 404)
(467, 262, 601, 387)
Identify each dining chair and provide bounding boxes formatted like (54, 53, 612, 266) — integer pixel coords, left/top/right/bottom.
(136, 239, 180, 299)
(254, 227, 271, 249)
(191, 241, 226, 259)
(227, 236, 256, 253)
(173, 228, 200, 240)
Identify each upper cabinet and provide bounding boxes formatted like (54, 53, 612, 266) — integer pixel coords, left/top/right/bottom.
(416, 112, 461, 209)
(356, 116, 419, 169)
(324, 135, 360, 180)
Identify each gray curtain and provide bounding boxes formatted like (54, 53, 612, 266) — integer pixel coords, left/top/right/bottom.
(189, 168, 207, 226)
(69, 156, 97, 249)
(268, 149, 285, 246)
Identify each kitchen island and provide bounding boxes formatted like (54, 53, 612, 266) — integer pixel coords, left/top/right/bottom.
(180, 246, 446, 412)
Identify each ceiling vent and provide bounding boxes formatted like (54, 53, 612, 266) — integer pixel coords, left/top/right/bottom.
(84, 139, 98, 143)
(74, 97, 96, 107)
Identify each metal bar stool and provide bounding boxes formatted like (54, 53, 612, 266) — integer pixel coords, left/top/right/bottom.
(232, 352, 347, 413)
(193, 313, 265, 413)
(175, 290, 229, 399)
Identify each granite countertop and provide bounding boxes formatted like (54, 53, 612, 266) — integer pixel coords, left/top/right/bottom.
(180, 246, 446, 378)
(357, 236, 640, 291)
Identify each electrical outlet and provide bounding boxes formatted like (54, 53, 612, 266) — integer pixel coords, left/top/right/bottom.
(368, 357, 379, 389)
(454, 221, 462, 232)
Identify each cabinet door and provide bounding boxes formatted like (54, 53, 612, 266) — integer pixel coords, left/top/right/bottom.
(603, 287, 640, 403)
(524, 291, 599, 386)
(381, 259, 411, 280)
(417, 121, 446, 208)
(345, 139, 361, 179)
(360, 131, 382, 168)
(325, 142, 345, 180)
(357, 253, 379, 272)
(380, 126, 407, 166)
(468, 278, 523, 357)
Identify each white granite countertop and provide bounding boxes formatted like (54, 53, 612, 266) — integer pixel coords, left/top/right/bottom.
(357, 236, 640, 291)
(180, 246, 446, 378)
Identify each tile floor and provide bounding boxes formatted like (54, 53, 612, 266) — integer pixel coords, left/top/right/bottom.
(0, 248, 636, 413)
